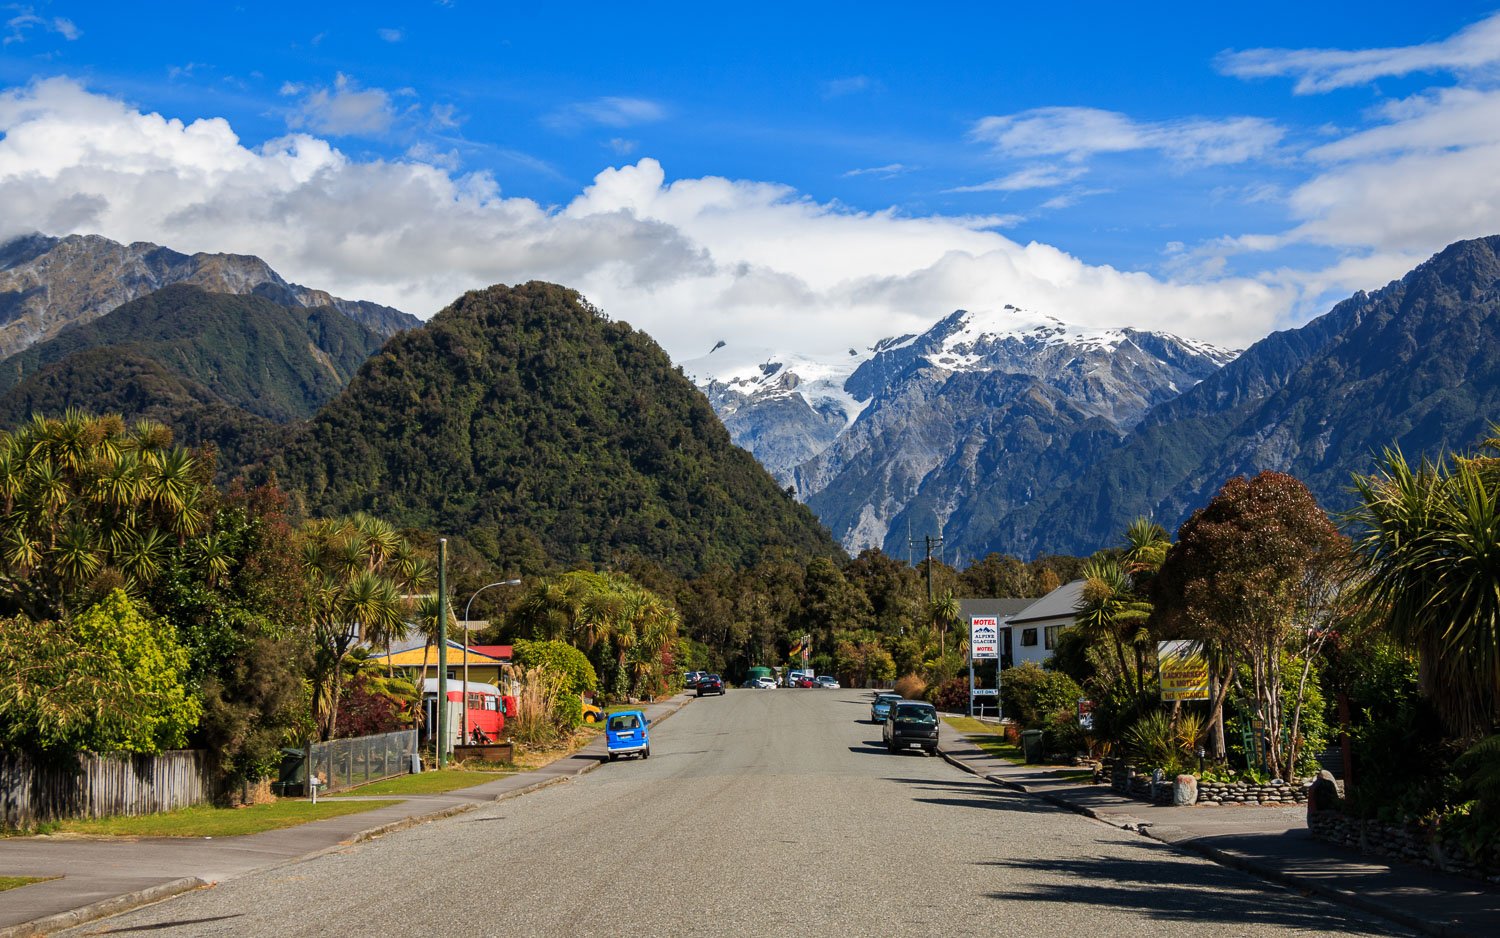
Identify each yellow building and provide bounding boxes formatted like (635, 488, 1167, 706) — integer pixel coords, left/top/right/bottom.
(367, 640, 512, 688)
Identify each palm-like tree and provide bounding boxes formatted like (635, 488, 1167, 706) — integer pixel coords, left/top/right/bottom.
(927, 590, 960, 657)
(1350, 445, 1500, 740)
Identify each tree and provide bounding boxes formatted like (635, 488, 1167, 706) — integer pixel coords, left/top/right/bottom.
(1152, 472, 1348, 778)
(302, 514, 428, 740)
(1349, 443, 1500, 740)
(1074, 558, 1147, 695)
(0, 411, 211, 620)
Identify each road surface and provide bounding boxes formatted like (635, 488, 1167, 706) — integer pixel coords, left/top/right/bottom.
(58, 689, 1407, 937)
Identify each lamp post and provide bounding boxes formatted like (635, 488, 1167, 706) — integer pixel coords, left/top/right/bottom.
(462, 579, 522, 745)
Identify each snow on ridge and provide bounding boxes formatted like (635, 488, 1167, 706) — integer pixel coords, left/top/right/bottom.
(680, 340, 872, 430)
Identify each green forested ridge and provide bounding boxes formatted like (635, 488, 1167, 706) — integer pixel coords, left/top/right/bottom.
(266, 282, 843, 577)
(0, 348, 281, 474)
(0, 284, 386, 422)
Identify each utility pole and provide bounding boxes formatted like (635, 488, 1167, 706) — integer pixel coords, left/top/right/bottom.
(436, 538, 449, 770)
(908, 534, 944, 607)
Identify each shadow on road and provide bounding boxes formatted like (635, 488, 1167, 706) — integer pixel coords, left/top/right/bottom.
(89, 915, 245, 933)
(882, 775, 1058, 815)
(848, 743, 889, 755)
(979, 854, 1396, 935)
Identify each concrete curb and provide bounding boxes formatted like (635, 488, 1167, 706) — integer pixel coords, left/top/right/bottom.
(937, 743, 1448, 938)
(0, 876, 208, 938)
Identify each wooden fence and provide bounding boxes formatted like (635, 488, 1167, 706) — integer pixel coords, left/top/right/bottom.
(0, 750, 217, 828)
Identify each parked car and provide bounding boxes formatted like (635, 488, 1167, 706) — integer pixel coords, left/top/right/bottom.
(582, 699, 605, 723)
(684, 671, 707, 691)
(605, 710, 650, 761)
(696, 674, 725, 696)
(815, 675, 840, 689)
(755, 676, 777, 689)
(742, 677, 759, 688)
(793, 676, 818, 688)
(870, 691, 902, 723)
(883, 700, 939, 755)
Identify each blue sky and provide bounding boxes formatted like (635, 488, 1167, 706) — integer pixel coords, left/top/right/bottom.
(2, 2, 1499, 358)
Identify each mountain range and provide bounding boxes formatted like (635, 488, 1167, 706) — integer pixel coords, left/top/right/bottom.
(0, 233, 417, 362)
(688, 235, 1500, 560)
(3, 229, 1500, 571)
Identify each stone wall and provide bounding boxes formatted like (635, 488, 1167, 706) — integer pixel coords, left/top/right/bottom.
(1308, 810, 1500, 885)
(1108, 763, 1309, 806)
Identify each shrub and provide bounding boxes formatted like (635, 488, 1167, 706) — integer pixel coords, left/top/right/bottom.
(1043, 709, 1086, 756)
(999, 663, 1083, 728)
(894, 674, 927, 700)
(506, 666, 566, 747)
(512, 640, 597, 695)
(553, 693, 584, 731)
(930, 677, 969, 712)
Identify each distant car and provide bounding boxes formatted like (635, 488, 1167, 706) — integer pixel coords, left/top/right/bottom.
(815, 676, 840, 689)
(606, 710, 650, 761)
(755, 676, 777, 689)
(883, 700, 939, 755)
(696, 674, 725, 696)
(742, 677, 758, 688)
(684, 671, 707, 691)
(793, 676, 817, 688)
(582, 700, 605, 723)
(870, 692, 901, 723)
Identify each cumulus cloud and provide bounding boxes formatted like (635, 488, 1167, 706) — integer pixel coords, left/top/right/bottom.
(285, 73, 397, 137)
(970, 106, 1284, 166)
(543, 96, 666, 132)
(1217, 11, 1500, 94)
(0, 77, 1304, 360)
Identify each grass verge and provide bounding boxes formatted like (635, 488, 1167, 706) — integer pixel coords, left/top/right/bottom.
(0, 876, 57, 892)
(942, 716, 1027, 765)
(53, 800, 402, 838)
(339, 769, 510, 797)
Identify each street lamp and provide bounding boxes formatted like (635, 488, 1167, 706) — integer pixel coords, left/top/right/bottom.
(461, 579, 522, 745)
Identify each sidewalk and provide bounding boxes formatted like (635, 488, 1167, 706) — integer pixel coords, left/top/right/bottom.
(937, 721, 1500, 938)
(0, 694, 694, 938)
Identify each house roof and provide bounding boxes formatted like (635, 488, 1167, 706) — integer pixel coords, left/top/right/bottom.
(469, 645, 512, 660)
(1005, 579, 1086, 625)
(368, 640, 507, 667)
(958, 598, 1035, 622)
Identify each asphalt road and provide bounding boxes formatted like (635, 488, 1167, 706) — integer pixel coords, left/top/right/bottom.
(58, 689, 1408, 937)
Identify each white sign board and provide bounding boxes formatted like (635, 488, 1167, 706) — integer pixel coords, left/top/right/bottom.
(970, 616, 999, 659)
(972, 688, 998, 696)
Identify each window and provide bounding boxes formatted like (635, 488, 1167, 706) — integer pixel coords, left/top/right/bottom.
(484, 697, 498, 711)
(1021, 628, 1038, 647)
(1044, 626, 1061, 650)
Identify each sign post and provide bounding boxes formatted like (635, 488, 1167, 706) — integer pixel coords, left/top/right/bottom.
(1157, 640, 1211, 702)
(969, 616, 999, 718)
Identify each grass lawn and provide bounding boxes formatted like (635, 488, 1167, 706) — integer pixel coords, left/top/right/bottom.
(942, 716, 1027, 764)
(338, 769, 510, 797)
(53, 800, 402, 838)
(0, 876, 56, 892)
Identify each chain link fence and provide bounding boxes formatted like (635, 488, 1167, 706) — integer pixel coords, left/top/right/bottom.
(302, 729, 417, 794)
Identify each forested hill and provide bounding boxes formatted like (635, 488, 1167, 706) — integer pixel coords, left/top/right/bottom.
(265, 282, 844, 576)
(0, 284, 388, 422)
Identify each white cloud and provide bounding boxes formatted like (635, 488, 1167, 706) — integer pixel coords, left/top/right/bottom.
(286, 73, 397, 137)
(607, 137, 638, 155)
(822, 76, 875, 99)
(4, 10, 80, 45)
(378, 27, 403, 42)
(543, 97, 666, 132)
(970, 106, 1283, 166)
(842, 163, 908, 179)
(1217, 11, 1500, 94)
(0, 77, 1304, 360)
(947, 164, 1087, 192)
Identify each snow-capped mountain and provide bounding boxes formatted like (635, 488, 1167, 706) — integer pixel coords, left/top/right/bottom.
(686, 304, 1237, 555)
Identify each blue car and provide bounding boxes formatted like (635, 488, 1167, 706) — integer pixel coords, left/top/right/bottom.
(605, 710, 651, 761)
(870, 692, 901, 724)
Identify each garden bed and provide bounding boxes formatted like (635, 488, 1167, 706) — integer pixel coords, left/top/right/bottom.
(1109, 763, 1311, 805)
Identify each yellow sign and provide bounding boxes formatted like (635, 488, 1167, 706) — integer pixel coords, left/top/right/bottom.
(1158, 640, 1211, 701)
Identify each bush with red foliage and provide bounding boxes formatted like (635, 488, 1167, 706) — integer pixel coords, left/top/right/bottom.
(334, 674, 411, 738)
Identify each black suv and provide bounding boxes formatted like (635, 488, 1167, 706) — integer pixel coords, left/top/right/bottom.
(696, 674, 725, 697)
(883, 700, 938, 754)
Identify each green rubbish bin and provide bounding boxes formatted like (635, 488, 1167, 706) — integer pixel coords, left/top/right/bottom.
(1020, 729, 1045, 764)
(271, 747, 306, 797)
